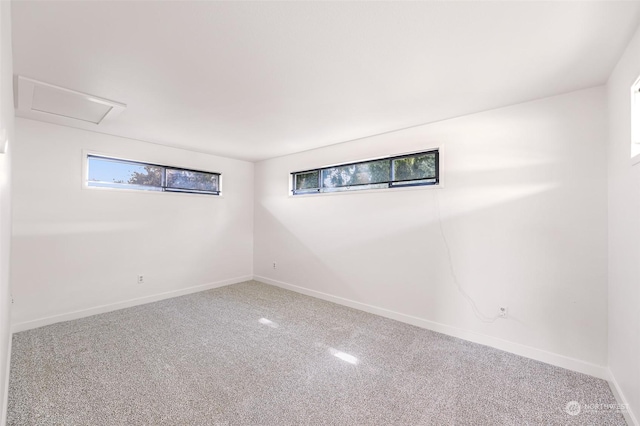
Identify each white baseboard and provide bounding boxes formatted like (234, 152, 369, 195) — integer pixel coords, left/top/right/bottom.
(253, 275, 610, 380)
(607, 368, 638, 426)
(11, 275, 253, 333)
(6, 274, 632, 424)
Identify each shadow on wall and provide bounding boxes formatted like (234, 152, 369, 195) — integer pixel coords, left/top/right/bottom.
(10, 193, 242, 324)
(255, 161, 607, 363)
(254, 201, 351, 296)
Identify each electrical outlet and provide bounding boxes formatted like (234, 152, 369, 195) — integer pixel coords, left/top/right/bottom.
(137, 274, 144, 284)
(273, 262, 277, 269)
(499, 306, 508, 318)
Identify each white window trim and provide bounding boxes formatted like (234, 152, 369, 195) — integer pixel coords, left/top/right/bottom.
(288, 144, 445, 197)
(81, 149, 224, 198)
(631, 75, 640, 166)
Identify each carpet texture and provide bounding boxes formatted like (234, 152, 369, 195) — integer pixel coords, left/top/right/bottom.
(7, 281, 626, 425)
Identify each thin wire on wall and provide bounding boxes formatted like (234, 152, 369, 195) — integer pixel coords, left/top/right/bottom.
(433, 191, 500, 323)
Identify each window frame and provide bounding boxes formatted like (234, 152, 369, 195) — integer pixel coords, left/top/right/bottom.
(83, 152, 222, 196)
(291, 148, 440, 196)
(631, 75, 640, 165)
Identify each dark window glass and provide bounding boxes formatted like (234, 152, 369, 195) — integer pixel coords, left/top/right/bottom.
(166, 169, 219, 193)
(295, 171, 319, 193)
(392, 152, 437, 185)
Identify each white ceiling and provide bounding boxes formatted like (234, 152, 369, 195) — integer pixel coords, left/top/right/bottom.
(11, 1, 640, 162)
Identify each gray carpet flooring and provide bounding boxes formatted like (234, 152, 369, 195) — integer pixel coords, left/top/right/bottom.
(7, 281, 626, 425)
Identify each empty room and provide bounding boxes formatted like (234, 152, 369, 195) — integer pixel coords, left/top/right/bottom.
(0, 0, 639, 425)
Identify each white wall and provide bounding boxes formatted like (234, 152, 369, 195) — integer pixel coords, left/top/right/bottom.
(11, 119, 254, 329)
(606, 23, 640, 424)
(0, 0, 13, 424)
(254, 87, 609, 375)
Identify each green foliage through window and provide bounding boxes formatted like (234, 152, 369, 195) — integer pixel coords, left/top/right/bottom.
(295, 171, 319, 191)
(292, 149, 438, 195)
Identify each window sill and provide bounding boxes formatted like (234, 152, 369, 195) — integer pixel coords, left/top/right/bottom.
(82, 184, 224, 199)
(632, 152, 640, 167)
(289, 182, 444, 198)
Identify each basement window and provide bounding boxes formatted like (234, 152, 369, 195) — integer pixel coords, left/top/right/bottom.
(86, 155, 220, 195)
(291, 149, 439, 195)
(632, 76, 640, 164)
